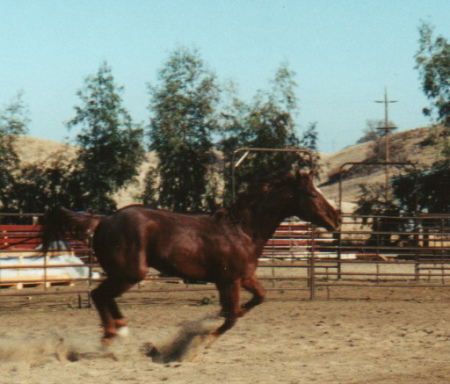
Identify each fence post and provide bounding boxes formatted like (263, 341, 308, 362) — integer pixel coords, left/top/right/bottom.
(309, 225, 316, 300)
(414, 216, 420, 281)
(87, 235, 94, 308)
(336, 230, 342, 280)
(44, 252, 49, 290)
(441, 218, 445, 284)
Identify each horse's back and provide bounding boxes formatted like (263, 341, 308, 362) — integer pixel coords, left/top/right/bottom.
(93, 206, 213, 278)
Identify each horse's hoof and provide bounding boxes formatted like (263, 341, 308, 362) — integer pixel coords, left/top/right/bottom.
(116, 326, 130, 338)
(101, 335, 115, 346)
(203, 333, 219, 349)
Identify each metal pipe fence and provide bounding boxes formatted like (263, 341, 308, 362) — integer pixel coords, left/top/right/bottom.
(309, 213, 450, 298)
(1, 212, 449, 306)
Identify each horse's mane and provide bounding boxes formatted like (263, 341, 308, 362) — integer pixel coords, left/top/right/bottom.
(214, 172, 296, 224)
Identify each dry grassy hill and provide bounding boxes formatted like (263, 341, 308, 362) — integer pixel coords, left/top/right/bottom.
(318, 126, 442, 208)
(14, 137, 77, 165)
(14, 126, 442, 210)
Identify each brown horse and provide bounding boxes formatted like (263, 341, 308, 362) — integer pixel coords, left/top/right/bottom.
(42, 171, 341, 344)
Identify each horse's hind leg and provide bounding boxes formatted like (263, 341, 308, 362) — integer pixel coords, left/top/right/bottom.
(240, 274, 266, 316)
(91, 278, 133, 343)
(106, 284, 133, 337)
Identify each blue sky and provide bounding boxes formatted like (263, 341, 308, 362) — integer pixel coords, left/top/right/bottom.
(1, 0, 450, 153)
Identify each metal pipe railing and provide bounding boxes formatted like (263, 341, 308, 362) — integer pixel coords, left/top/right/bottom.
(1, 212, 449, 303)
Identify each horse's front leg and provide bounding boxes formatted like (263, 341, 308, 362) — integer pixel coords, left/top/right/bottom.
(239, 274, 266, 316)
(213, 280, 241, 337)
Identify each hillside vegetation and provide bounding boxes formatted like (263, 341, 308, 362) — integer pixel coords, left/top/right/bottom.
(14, 126, 441, 210)
(319, 126, 442, 206)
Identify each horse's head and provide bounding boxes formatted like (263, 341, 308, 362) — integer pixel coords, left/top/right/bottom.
(285, 171, 341, 231)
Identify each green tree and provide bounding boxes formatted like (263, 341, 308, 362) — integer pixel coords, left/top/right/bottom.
(354, 21, 450, 216)
(67, 62, 145, 211)
(354, 183, 400, 218)
(380, 21, 450, 215)
(220, 64, 317, 202)
(147, 47, 220, 212)
(416, 22, 450, 127)
(0, 93, 88, 215)
(392, 169, 450, 214)
(8, 154, 86, 214)
(415, 21, 450, 162)
(0, 92, 29, 211)
(5, 143, 109, 217)
(357, 22, 450, 218)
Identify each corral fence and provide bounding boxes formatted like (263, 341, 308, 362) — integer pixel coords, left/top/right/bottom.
(1, 211, 449, 306)
(310, 212, 450, 299)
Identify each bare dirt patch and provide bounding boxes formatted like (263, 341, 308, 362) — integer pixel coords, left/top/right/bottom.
(0, 286, 449, 383)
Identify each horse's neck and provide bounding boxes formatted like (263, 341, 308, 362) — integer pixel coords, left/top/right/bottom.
(241, 196, 289, 246)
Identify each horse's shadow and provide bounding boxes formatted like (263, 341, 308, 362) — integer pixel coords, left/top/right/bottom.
(141, 316, 222, 363)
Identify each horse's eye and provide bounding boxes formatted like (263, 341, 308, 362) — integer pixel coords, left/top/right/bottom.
(310, 193, 318, 198)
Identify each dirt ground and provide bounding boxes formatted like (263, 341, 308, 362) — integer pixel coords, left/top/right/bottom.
(0, 284, 449, 384)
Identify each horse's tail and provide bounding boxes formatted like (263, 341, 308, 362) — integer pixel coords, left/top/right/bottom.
(41, 206, 101, 255)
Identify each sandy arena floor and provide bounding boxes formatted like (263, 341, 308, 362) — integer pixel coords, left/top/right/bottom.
(0, 284, 449, 384)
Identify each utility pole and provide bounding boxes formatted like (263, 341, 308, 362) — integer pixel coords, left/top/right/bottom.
(375, 88, 398, 202)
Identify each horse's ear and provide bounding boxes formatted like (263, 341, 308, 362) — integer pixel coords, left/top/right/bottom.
(294, 169, 314, 178)
(294, 170, 306, 187)
(295, 169, 314, 183)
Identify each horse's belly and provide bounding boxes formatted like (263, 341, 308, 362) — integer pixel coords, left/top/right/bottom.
(147, 256, 211, 283)
(145, 231, 256, 283)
